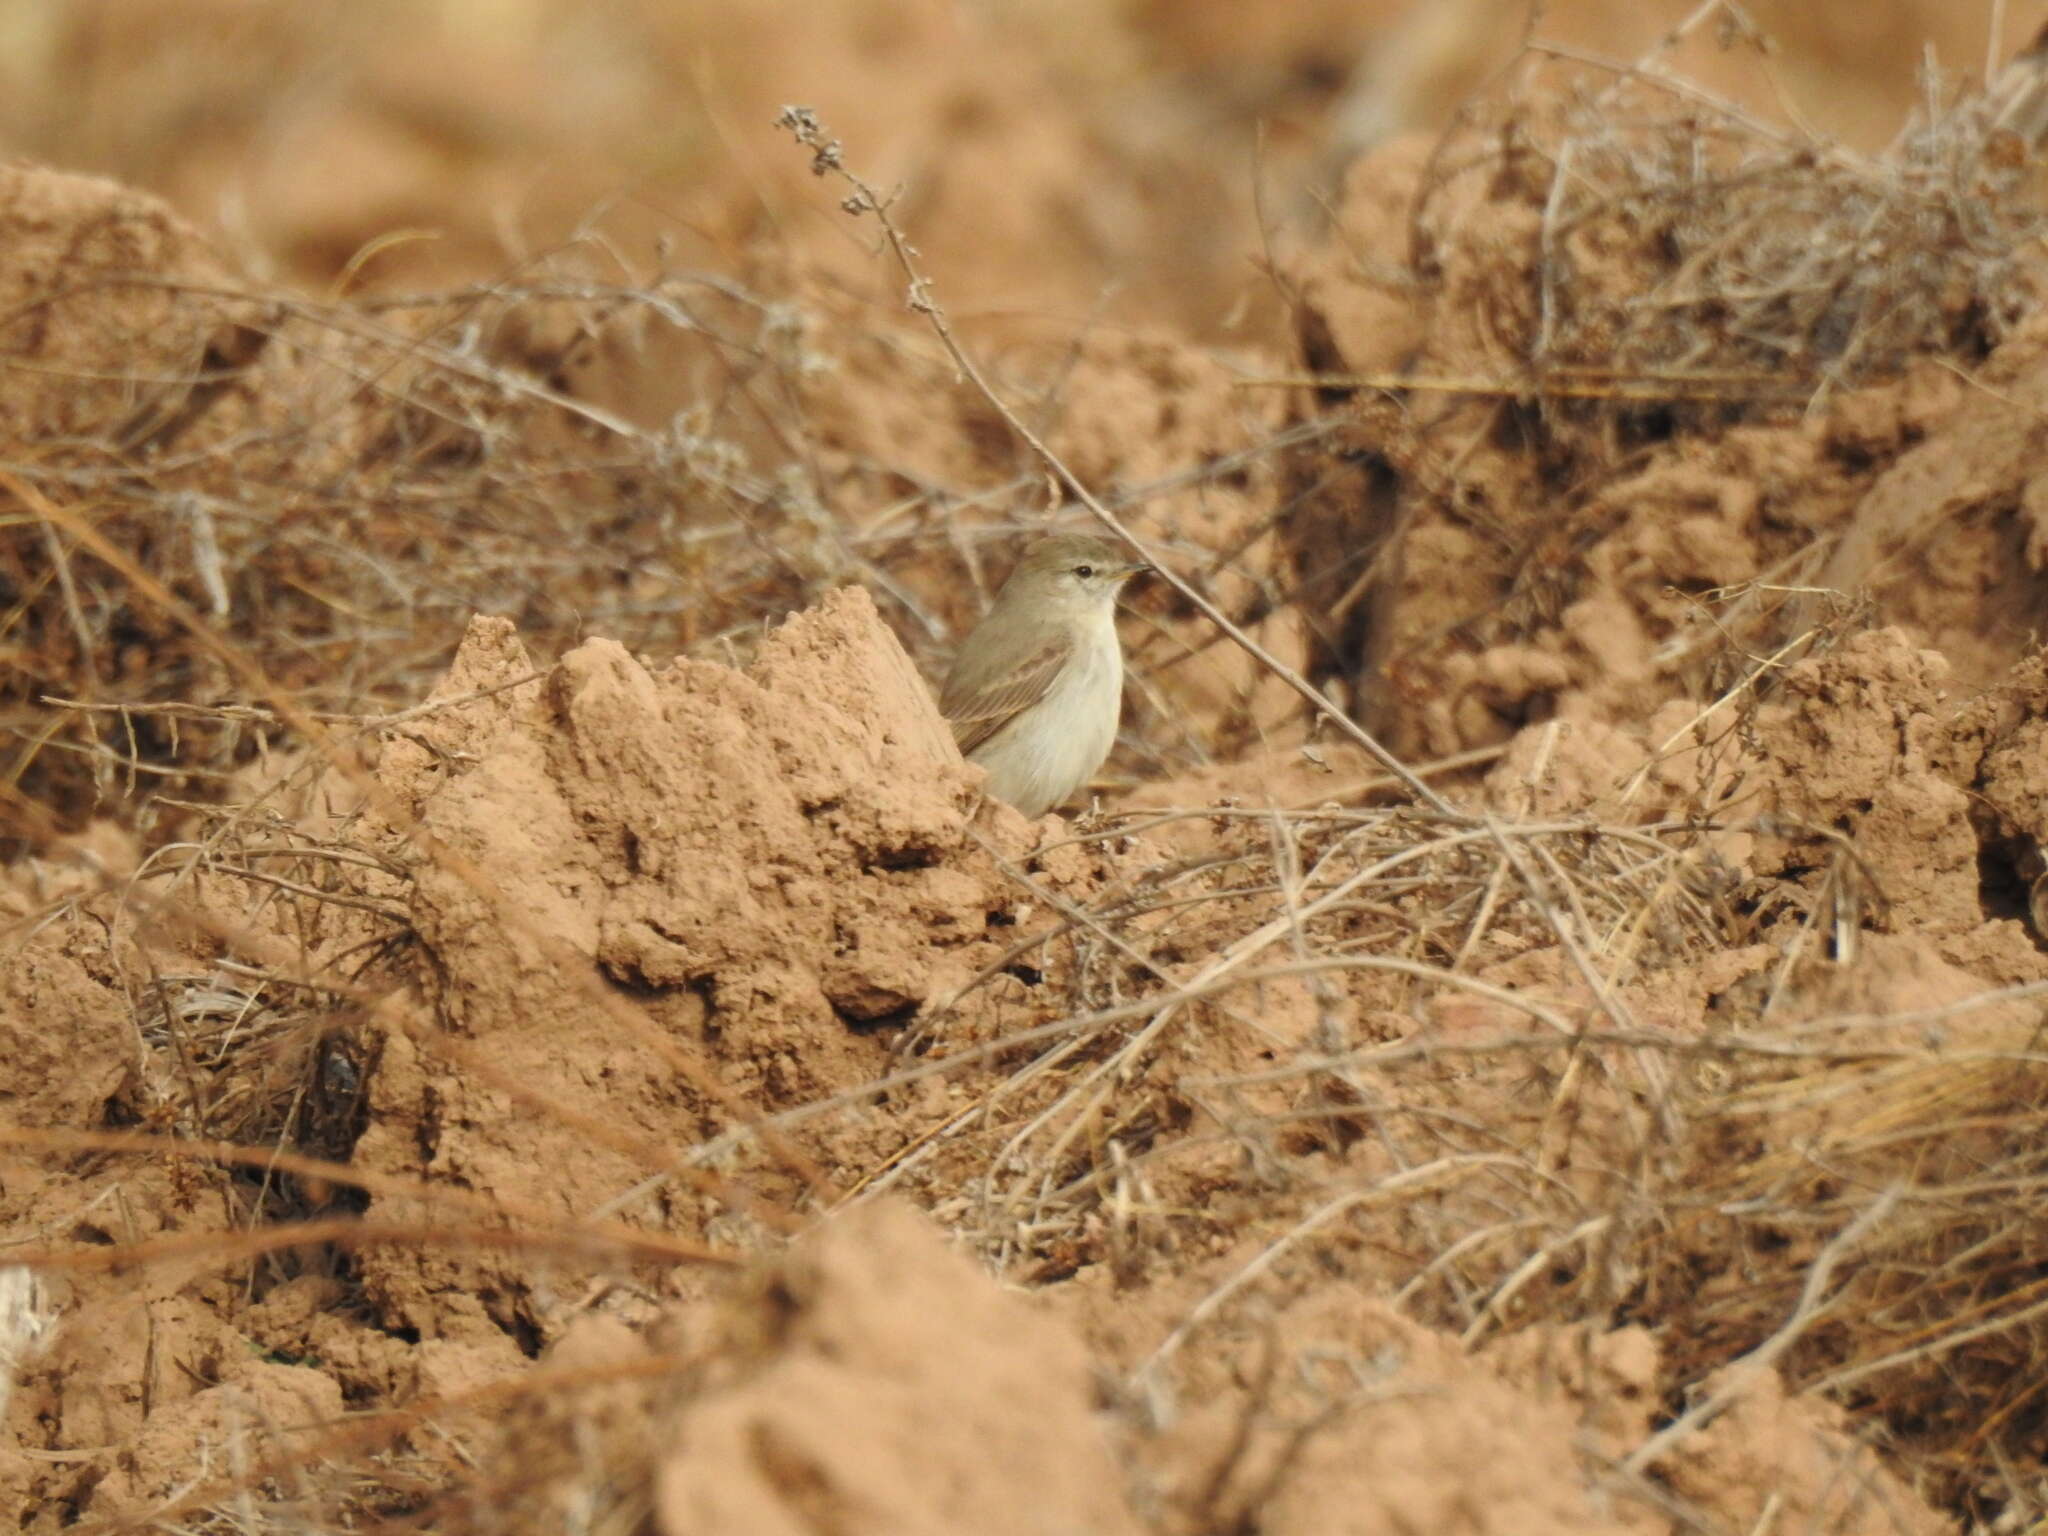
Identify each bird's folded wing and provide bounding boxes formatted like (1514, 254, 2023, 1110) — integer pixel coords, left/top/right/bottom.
(942, 629, 1073, 757)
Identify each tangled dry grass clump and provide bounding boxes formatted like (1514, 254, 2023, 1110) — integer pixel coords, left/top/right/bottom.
(1286, 8, 2048, 762)
(12, 5, 2048, 1532)
(0, 242, 950, 833)
(1509, 11, 2047, 402)
(1313, 3, 2048, 408)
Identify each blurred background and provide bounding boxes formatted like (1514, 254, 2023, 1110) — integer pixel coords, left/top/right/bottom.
(0, 0, 2032, 336)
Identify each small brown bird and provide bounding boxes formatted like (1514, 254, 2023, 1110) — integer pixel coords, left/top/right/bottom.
(940, 533, 1149, 818)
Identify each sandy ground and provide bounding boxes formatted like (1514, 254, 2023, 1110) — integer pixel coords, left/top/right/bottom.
(5, 1, 2048, 1531)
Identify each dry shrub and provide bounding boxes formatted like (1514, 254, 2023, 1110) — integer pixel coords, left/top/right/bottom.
(1658, 1007, 2048, 1520)
(1061, 825, 2048, 1523)
(1412, 4, 2048, 412)
(1283, 3, 2048, 763)
(6, 267, 881, 833)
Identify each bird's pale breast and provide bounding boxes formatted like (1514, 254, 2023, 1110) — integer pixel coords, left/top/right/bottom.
(967, 610, 1123, 818)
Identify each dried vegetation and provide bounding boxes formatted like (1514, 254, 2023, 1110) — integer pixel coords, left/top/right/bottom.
(8, 3, 2048, 1532)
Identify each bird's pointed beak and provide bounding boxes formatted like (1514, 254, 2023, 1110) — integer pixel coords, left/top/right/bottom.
(1119, 558, 1153, 580)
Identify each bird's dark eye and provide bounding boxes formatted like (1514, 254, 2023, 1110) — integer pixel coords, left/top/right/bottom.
(1074, 565, 1094, 578)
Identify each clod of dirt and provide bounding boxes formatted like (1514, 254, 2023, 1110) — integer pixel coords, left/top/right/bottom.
(654, 1199, 1144, 1536)
(0, 160, 253, 447)
(7, 1283, 258, 1523)
(88, 1360, 345, 1519)
(1646, 1360, 1951, 1536)
(1076, 1212, 1954, 1536)
(402, 584, 979, 1036)
(1812, 319, 2048, 688)
(1142, 1293, 1654, 1536)
(0, 923, 127, 1129)
(1953, 648, 2048, 860)
(1750, 629, 1980, 938)
(349, 588, 1059, 1341)
(1488, 1326, 1949, 1536)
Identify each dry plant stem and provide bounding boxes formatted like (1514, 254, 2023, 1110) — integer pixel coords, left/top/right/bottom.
(981, 818, 1617, 1244)
(1238, 369, 1811, 404)
(1487, 823, 1676, 1143)
(1620, 1185, 1903, 1477)
(8, 1213, 726, 1278)
(693, 954, 1589, 1168)
(1525, 44, 1800, 156)
(0, 1125, 696, 1251)
(960, 820, 1288, 1048)
(1, 469, 839, 1207)
(1391, 1216, 1548, 1310)
(1808, 1276, 2048, 1398)
(66, 1353, 704, 1536)
(1129, 1155, 1538, 1401)
(773, 107, 1457, 819)
(1283, 743, 1509, 809)
(1614, 627, 1812, 805)
(1459, 1214, 1613, 1346)
(38, 520, 97, 690)
(1183, 821, 1585, 1031)
(43, 668, 549, 728)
